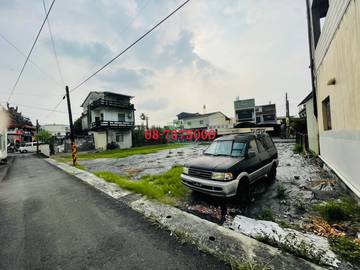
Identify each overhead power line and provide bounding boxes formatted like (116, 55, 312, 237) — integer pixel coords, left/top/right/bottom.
(7, 0, 56, 102)
(1, 100, 67, 114)
(0, 32, 62, 88)
(43, 96, 65, 120)
(42, 0, 64, 86)
(71, 0, 191, 92)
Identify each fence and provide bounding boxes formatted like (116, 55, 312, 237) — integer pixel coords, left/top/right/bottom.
(63, 135, 95, 153)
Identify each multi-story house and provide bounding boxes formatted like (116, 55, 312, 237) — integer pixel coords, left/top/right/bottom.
(255, 104, 277, 125)
(174, 111, 233, 130)
(80, 91, 135, 150)
(234, 98, 256, 124)
(234, 98, 277, 126)
(306, 0, 360, 196)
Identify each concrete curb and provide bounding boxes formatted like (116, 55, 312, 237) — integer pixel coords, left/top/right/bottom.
(45, 158, 325, 270)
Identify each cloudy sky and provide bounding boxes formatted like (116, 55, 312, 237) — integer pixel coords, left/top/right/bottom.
(0, 0, 311, 126)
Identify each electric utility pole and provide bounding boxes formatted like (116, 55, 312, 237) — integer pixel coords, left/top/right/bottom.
(65, 86, 77, 166)
(36, 119, 39, 154)
(285, 92, 290, 138)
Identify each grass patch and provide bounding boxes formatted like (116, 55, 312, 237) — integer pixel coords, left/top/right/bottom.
(293, 144, 303, 154)
(54, 143, 186, 162)
(313, 197, 360, 223)
(231, 260, 271, 270)
(329, 237, 360, 264)
(74, 164, 85, 170)
(258, 208, 274, 221)
(94, 166, 188, 204)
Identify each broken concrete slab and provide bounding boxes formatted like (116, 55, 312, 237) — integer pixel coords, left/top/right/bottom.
(227, 215, 340, 267)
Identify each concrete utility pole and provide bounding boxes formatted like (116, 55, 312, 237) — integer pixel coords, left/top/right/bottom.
(36, 120, 39, 154)
(285, 92, 290, 138)
(65, 86, 77, 166)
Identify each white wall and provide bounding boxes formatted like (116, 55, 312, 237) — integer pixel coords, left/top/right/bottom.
(107, 130, 132, 149)
(91, 108, 134, 123)
(315, 0, 360, 197)
(320, 131, 360, 197)
(90, 131, 107, 150)
(305, 98, 319, 154)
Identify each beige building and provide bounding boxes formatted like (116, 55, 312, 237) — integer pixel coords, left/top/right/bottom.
(307, 0, 360, 196)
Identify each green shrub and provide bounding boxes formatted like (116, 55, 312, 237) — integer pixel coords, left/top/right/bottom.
(329, 237, 360, 264)
(313, 197, 360, 223)
(258, 208, 274, 221)
(293, 144, 303, 154)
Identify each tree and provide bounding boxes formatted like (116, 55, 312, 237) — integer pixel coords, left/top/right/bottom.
(35, 130, 52, 143)
(74, 118, 83, 135)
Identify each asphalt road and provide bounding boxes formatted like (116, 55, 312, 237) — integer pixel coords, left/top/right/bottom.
(0, 154, 230, 270)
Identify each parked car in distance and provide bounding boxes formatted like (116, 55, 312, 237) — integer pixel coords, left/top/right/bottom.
(181, 133, 278, 200)
(18, 141, 39, 153)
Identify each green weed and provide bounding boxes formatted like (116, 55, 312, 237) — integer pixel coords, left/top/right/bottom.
(94, 166, 188, 204)
(293, 144, 303, 154)
(258, 208, 274, 221)
(313, 197, 360, 223)
(54, 144, 185, 161)
(329, 237, 360, 264)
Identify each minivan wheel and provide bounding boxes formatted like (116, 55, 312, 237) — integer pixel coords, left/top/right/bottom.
(236, 177, 250, 203)
(268, 166, 277, 182)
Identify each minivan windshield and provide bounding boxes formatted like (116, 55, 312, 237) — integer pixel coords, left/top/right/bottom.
(204, 140, 246, 157)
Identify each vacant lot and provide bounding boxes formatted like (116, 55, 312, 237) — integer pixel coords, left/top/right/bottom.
(58, 142, 360, 268)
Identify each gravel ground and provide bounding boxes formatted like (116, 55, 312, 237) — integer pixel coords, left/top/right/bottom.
(80, 142, 346, 228)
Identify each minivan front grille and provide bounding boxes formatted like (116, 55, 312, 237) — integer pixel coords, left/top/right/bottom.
(188, 168, 212, 180)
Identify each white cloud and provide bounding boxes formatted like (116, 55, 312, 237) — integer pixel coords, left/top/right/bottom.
(0, 0, 311, 126)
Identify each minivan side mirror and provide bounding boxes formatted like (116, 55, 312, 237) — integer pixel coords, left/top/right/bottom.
(247, 150, 256, 159)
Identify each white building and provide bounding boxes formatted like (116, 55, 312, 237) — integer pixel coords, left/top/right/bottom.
(80, 91, 135, 150)
(175, 112, 233, 130)
(298, 92, 319, 155)
(41, 124, 70, 138)
(306, 0, 360, 196)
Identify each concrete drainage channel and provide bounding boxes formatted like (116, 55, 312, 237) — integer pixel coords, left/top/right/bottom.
(45, 158, 325, 270)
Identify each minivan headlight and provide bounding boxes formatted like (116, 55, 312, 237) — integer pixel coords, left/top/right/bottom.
(211, 172, 233, 181)
(183, 167, 189, 174)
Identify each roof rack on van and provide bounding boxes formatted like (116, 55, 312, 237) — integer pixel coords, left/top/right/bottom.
(216, 127, 273, 136)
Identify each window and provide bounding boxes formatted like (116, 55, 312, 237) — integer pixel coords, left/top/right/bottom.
(118, 113, 125, 122)
(256, 139, 266, 152)
(200, 120, 204, 125)
(232, 142, 246, 157)
(95, 116, 100, 122)
(258, 136, 274, 150)
(116, 133, 123, 142)
(100, 113, 104, 121)
(248, 139, 258, 153)
(322, 96, 332, 130)
(204, 140, 246, 157)
(263, 115, 275, 121)
(256, 117, 261, 123)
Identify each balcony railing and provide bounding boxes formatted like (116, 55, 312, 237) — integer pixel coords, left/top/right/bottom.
(90, 99, 135, 110)
(90, 121, 135, 129)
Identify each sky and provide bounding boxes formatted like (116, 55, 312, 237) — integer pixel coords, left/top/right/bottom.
(0, 0, 312, 126)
